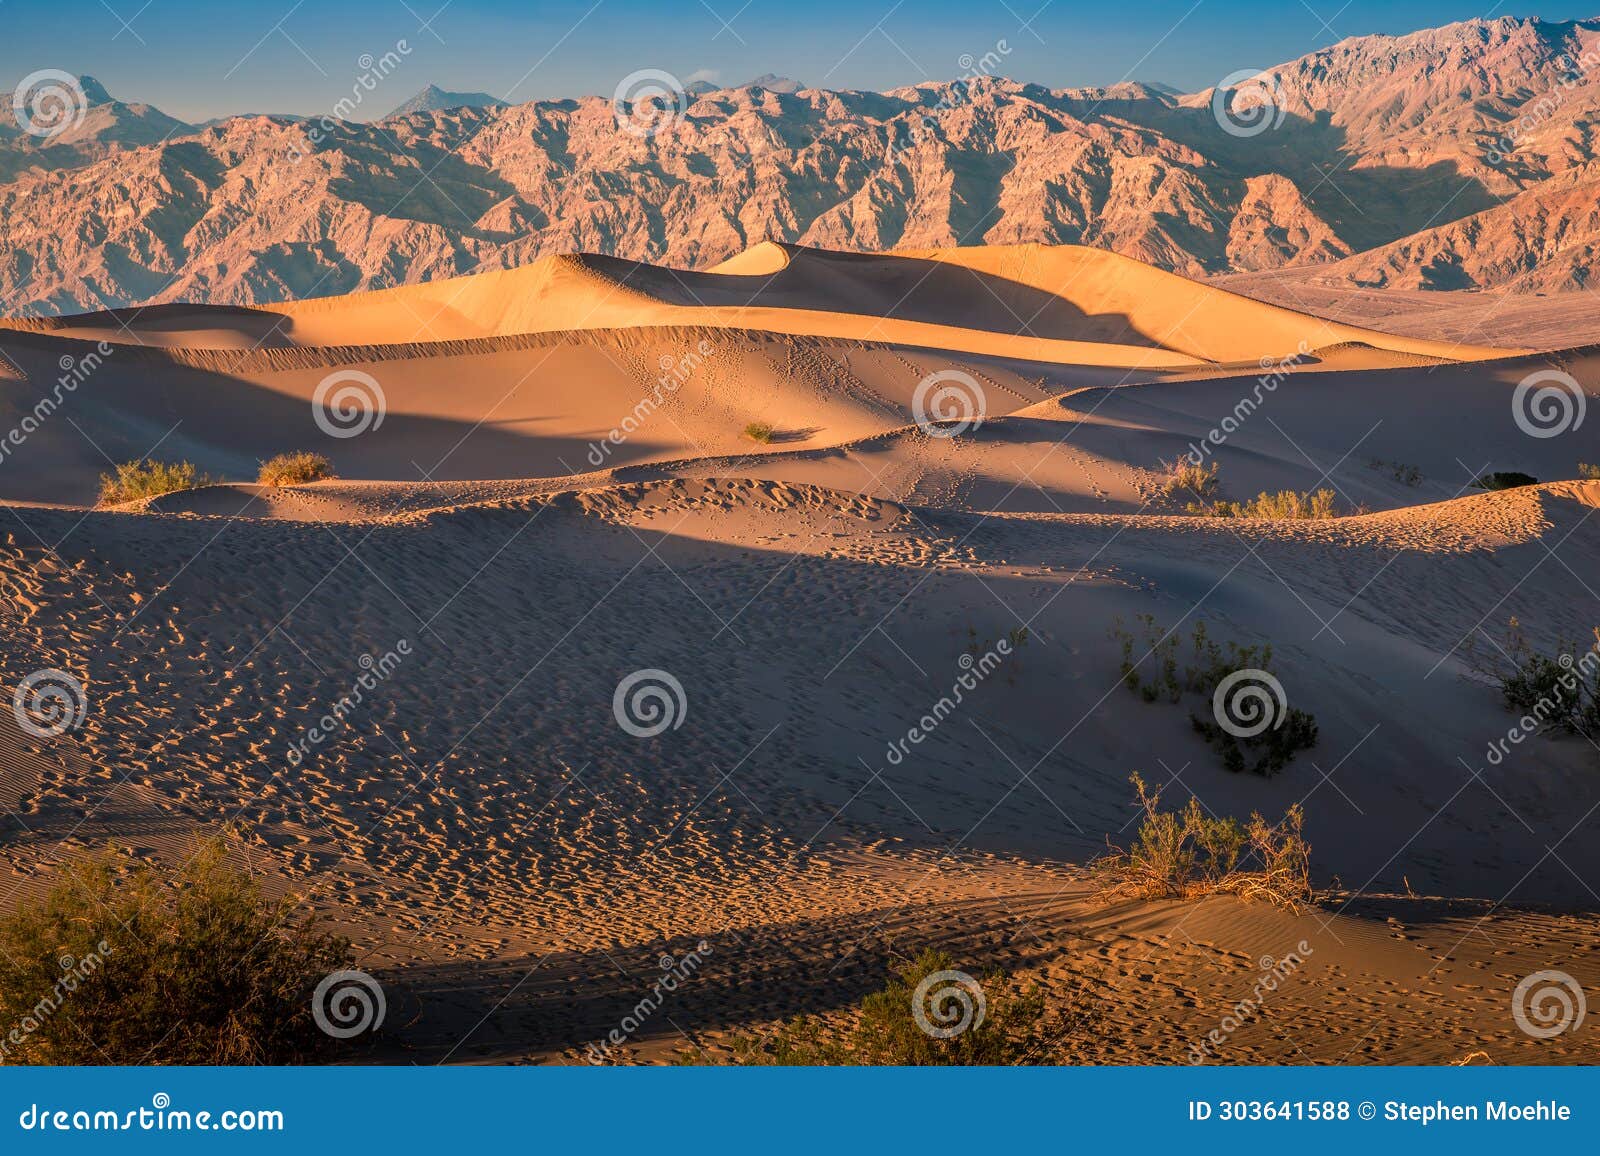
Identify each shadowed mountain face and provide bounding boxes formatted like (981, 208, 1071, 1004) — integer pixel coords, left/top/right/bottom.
(5, 15, 1600, 314)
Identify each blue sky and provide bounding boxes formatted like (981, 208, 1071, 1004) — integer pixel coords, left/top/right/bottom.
(2, 0, 1594, 121)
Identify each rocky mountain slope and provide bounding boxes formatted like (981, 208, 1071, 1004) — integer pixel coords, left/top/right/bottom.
(4, 15, 1600, 314)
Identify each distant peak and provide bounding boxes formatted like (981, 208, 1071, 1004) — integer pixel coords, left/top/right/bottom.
(385, 85, 507, 118)
(76, 75, 115, 105)
(743, 74, 804, 93)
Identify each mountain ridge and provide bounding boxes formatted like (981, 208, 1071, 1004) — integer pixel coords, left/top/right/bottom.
(7, 16, 1600, 314)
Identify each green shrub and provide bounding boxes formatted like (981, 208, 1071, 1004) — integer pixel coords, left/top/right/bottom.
(97, 459, 212, 505)
(1091, 774, 1313, 910)
(685, 948, 1057, 1065)
(1197, 488, 1339, 519)
(1474, 471, 1538, 491)
(1579, 463, 1600, 481)
(1161, 458, 1221, 501)
(0, 837, 354, 1064)
(1478, 618, 1600, 738)
(258, 451, 333, 487)
(1112, 616, 1317, 775)
(743, 422, 776, 444)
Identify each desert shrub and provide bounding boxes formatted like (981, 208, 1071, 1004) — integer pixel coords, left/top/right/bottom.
(1472, 618, 1600, 739)
(1112, 616, 1317, 775)
(1091, 774, 1313, 910)
(1193, 707, 1320, 776)
(1579, 463, 1600, 480)
(97, 459, 212, 505)
(743, 422, 776, 444)
(0, 837, 354, 1064)
(1475, 471, 1538, 491)
(686, 948, 1055, 1065)
(258, 451, 333, 487)
(1160, 458, 1221, 502)
(964, 624, 1030, 684)
(1201, 488, 1339, 519)
(1367, 458, 1422, 486)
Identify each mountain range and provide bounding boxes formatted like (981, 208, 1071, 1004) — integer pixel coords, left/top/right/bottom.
(4, 16, 1600, 314)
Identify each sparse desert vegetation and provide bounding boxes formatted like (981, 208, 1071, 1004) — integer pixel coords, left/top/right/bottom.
(1474, 471, 1538, 491)
(1198, 488, 1341, 520)
(742, 421, 776, 444)
(258, 450, 334, 487)
(1159, 457, 1221, 502)
(684, 948, 1061, 1065)
(1114, 617, 1318, 775)
(1091, 774, 1314, 910)
(0, 837, 354, 1064)
(1474, 618, 1600, 741)
(1580, 462, 1600, 480)
(97, 458, 213, 506)
(1368, 457, 1423, 486)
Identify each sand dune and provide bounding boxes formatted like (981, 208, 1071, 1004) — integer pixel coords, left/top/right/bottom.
(7, 244, 1521, 364)
(1, 242, 1596, 1065)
